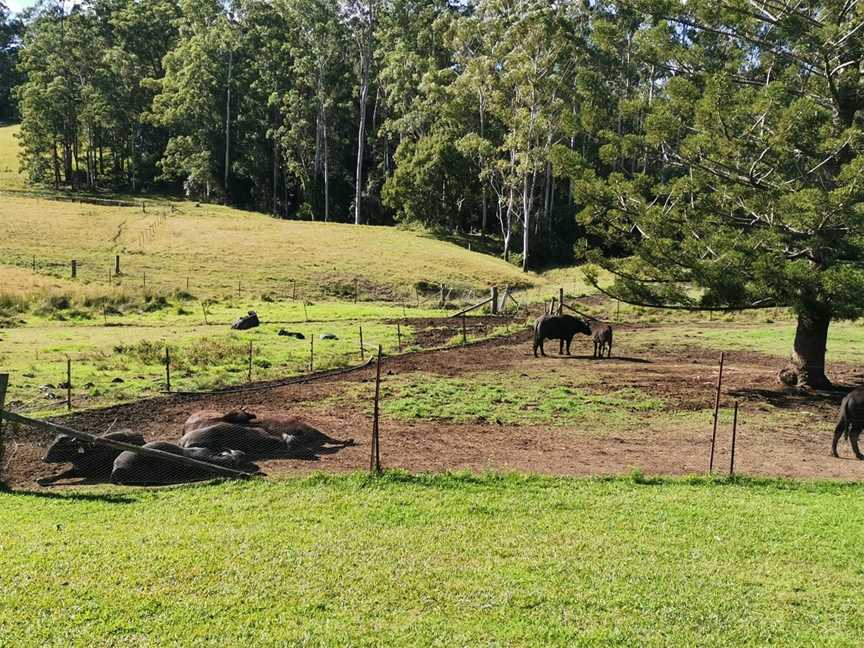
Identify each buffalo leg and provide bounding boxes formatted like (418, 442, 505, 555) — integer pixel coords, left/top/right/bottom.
(832, 422, 845, 458)
(851, 425, 864, 460)
(539, 339, 546, 357)
(565, 337, 572, 355)
(37, 466, 80, 486)
(559, 338, 564, 355)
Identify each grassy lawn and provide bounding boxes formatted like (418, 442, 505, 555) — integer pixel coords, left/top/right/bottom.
(1, 472, 863, 646)
(332, 370, 664, 426)
(0, 123, 25, 191)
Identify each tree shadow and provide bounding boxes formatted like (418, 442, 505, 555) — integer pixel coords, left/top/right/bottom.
(727, 385, 851, 411)
(548, 354, 653, 364)
(2, 488, 136, 504)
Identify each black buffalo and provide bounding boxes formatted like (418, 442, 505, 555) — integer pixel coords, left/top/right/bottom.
(38, 430, 146, 486)
(832, 387, 864, 459)
(533, 314, 591, 357)
(232, 311, 260, 330)
(110, 441, 259, 485)
(179, 412, 354, 459)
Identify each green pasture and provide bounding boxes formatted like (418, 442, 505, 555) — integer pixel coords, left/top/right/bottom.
(2, 473, 863, 647)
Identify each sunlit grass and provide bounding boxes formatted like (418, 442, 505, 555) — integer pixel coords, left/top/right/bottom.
(2, 473, 864, 646)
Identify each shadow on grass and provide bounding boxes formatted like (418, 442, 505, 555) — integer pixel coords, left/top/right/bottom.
(1, 486, 137, 504)
(728, 385, 851, 411)
(541, 354, 653, 364)
(302, 468, 864, 494)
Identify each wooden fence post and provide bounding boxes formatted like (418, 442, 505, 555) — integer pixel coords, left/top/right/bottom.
(165, 347, 171, 393)
(397, 323, 402, 352)
(32, 255, 36, 272)
(709, 352, 726, 473)
(491, 286, 499, 315)
(238, 280, 241, 298)
(359, 326, 365, 359)
(143, 272, 146, 289)
(371, 345, 383, 474)
(71, 259, 77, 279)
(292, 279, 296, 301)
(247, 341, 253, 383)
(0, 373, 7, 489)
(729, 401, 739, 477)
(462, 314, 467, 344)
(310, 336, 314, 372)
(66, 357, 72, 411)
(115, 255, 121, 275)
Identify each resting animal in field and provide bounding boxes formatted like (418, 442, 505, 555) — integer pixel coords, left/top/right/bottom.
(591, 323, 613, 359)
(37, 430, 146, 486)
(179, 411, 354, 458)
(255, 415, 355, 457)
(533, 314, 591, 357)
(110, 442, 259, 485)
(182, 409, 257, 434)
(832, 387, 864, 459)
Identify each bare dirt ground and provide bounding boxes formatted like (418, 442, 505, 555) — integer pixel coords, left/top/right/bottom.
(6, 316, 864, 489)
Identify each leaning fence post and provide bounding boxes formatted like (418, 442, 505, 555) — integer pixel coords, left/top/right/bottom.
(359, 326, 365, 359)
(729, 401, 739, 477)
(709, 352, 726, 473)
(371, 345, 383, 474)
(165, 347, 171, 393)
(66, 357, 72, 412)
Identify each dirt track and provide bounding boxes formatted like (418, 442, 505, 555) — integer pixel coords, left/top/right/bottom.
(7, 317, 864, 488)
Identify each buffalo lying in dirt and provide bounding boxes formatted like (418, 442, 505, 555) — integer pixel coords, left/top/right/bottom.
(590, 323, 613, 358)
(832, 387, 864, 459)
(180, 410, 355, 458)
(37, 430, 145, 486)
(111, 442, 259, 485)
(533, 314, 592, 357)
(182, 409, 258, 434)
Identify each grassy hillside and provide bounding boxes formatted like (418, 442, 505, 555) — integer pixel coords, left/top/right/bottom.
(2, 473, 863, 646)
(0, 124, 538, 301)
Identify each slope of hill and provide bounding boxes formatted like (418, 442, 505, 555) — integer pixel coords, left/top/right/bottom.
(0, 124, 538, 299)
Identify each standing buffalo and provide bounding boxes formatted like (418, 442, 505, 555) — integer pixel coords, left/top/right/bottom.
(111, 441, 258, 485)
(832, 387, 864, 459)
(591, 323, 613, 358)
(533, 314, 591, 357)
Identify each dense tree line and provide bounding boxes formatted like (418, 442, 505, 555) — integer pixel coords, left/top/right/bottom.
(8, 0, 864, 387)
(0, 2, 22, 121)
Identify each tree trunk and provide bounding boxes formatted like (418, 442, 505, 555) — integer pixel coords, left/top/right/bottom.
(791, 310, 832, 389)
(354, 79, 369, 225)
(224, 48, 233, 197)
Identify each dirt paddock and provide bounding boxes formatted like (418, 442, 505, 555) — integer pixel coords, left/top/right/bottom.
(5, 317, 864, 489)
